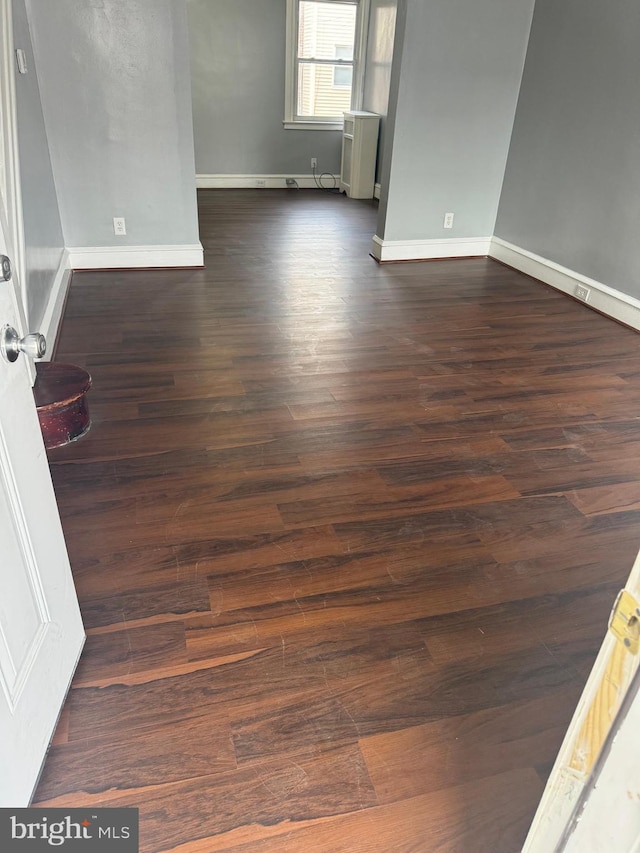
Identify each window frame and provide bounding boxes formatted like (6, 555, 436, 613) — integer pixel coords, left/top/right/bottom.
(284, 0, 370, 131)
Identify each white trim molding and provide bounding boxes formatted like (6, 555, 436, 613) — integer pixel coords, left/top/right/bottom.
(371, 235, 492, 263)
(282, 121, 343, 132)
(489, 237, 640, 332)
(39, 249, 71, 361)
(67, 244, 204, 270)
(196, 174, 339, 190)
(373, 183, 381, 200)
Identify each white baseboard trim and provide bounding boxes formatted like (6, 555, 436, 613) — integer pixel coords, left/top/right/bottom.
(196, 174, 339, 190)
(374, 183, 381, 200)
(371, 235, 492, 262)
(489, 237, 640, 331)
(39, 249, 71, 361)
(67, 243, 204, 270)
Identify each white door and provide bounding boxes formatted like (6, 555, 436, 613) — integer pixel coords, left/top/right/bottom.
(1, 0, 84, 806)
(0, 238, 85, 804)
(523, 550, 640, 851)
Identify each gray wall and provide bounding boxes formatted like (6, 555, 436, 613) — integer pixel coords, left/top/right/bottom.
(26, 0, 200, 249)
(362, 0, 397, 186)
(378, 0, 535, 243)
(13, 0, 64, 329)
(187, 0, 342, 176)
(495, 0, 640, 299)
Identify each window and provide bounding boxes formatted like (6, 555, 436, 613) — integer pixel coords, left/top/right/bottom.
(285, 0, 369, 130)
(333, 45, 353, 88)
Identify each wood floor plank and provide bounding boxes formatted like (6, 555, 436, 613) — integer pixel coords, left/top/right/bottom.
(35, 744, 378, 853)
(359, 691, 576, 805)
(79, 578, 212, 630)
(566, 480, 640, 516)
(33, 189, 640, 852)
(36, 713, 237, 802)
(72, 621, 188, 684)
(227, 640, 594, 765)
(147, 768, 544, 853)
(419, 584, 619, 666)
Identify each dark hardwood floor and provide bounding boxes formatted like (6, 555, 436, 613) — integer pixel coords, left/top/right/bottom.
(33, 189, 640, 852)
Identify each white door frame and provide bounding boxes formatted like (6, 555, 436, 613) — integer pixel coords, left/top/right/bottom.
(524, 551, 640, 851)
(0, 0, 28, 328)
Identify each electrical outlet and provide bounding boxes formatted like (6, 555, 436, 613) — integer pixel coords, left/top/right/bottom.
(311, 157, 317, 169)
(256, 179, 266, 188)
(113, 217, 126, 236)
(443, 212, 455, 229)
(575, 285, 590, 302)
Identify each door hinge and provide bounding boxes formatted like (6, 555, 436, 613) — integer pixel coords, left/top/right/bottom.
(609, 589, 640, 654)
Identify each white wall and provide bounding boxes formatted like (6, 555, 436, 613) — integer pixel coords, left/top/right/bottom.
(495, 0, 640, 302)
(26, 0, 201, 253)
(375, 0, 535, 259)
(13, 0, 65, 329)
(187, 0, 342, 178)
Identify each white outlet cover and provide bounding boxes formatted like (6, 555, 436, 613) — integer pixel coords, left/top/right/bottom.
(15, 49, 27, 74)
(575, 285, 590, 302)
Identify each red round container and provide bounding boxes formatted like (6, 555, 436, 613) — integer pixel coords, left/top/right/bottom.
(33, 362, 92, 450)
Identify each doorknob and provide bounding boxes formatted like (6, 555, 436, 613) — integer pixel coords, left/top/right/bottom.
(0, 255, 11, 281)
(1, 325, 47, 362)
